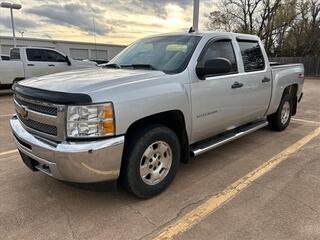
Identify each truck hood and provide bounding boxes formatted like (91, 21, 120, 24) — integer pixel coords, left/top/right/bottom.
(19, 68, 166, 93)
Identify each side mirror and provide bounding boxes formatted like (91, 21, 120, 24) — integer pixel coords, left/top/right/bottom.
(65, 55, 72, 66)
(196, 57, 232, 80)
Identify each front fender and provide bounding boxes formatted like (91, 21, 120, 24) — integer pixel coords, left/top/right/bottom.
(94, 72, 192, 139)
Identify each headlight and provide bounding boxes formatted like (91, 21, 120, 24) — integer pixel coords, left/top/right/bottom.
(67, 103, 114, 138)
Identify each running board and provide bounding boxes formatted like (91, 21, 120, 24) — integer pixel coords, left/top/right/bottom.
(190, 120, 268, 157)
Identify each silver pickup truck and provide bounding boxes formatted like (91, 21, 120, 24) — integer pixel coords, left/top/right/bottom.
(10, 32, 304, 198)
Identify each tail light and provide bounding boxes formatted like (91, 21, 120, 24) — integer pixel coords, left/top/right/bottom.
(298, 73, 304, 79)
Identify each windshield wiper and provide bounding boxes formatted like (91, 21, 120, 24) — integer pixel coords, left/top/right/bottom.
(103, 63, 121, 69)
(121, 64, 158, 70)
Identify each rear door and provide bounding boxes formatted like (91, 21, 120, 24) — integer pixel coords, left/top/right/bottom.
(236, 40, 272, 122)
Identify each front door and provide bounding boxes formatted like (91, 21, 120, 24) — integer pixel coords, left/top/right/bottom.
(190, 38, 246, 142)
(45, 49, 70, 74)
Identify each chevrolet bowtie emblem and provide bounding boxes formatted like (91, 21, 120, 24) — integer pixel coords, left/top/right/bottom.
(21, 106, 29, 118)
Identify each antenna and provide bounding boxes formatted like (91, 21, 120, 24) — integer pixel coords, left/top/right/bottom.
(188, 27, 195, 33)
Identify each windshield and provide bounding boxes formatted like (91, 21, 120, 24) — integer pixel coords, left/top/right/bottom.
(108, 35, 201, 73)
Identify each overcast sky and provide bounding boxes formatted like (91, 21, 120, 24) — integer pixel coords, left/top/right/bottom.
(0, 0, 216, 45)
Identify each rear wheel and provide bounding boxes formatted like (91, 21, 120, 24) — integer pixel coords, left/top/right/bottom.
(268, 95, 292, 131)
(121, 125, 180, 198)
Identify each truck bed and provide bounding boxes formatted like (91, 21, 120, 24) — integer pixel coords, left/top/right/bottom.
(270, 62, 303, 68)
(0, 60, 24, 87)
(267, 62, 304, 116)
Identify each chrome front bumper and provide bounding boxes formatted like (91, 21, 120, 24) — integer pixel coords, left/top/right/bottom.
(10, 115, 125, 183)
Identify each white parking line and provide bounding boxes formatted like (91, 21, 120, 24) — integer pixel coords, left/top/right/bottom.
(153, 127, 320, 240)
(292, 118, 320, 125)
(0, 149, 18, 157)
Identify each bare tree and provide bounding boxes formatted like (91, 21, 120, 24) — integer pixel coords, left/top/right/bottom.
(279, 0, 320, 56)
(303, 0, 320, 55)
(207, 0, 320, 57)
(207, 11, 233, 31)
(219, 0, 264, 34)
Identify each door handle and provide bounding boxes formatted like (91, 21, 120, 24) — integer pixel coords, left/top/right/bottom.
(48, 64, 55, 67)
(231, 81, 244, 89)
(27, 64, 34, 66)
(262, 77, 271, 83)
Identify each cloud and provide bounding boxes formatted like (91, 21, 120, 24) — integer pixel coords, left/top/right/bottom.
(24, 1, 193, 38)
(26, 3, 112, 35)
(0, 0, 215, 45)
(79, 0, 193, 19)
(0, 15, 37, 29)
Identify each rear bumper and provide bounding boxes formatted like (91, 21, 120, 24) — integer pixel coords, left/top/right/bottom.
(10, 115, 124, 183)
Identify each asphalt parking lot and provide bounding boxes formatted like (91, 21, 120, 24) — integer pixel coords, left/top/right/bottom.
(0, 79, 319, 240)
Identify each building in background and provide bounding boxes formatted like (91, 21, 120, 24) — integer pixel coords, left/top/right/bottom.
(0, 36, 126, 61)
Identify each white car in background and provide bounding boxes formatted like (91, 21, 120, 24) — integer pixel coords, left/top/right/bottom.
(0, 47, 97, 88)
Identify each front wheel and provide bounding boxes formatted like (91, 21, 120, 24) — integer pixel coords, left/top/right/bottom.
(267, 95, 292, 131)
(121, 125, 180, 198)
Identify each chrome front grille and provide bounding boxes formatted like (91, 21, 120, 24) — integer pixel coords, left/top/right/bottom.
(14, 94, 66, 141)
(19, 117, 58, 136)
(15, 96, 58, 116)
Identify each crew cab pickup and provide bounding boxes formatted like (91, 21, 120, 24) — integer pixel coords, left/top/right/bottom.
(10, 32, 304, 198)
(0, 47, 97, 88)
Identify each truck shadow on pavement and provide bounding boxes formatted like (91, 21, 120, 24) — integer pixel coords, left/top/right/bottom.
(62, 180, 118, 192)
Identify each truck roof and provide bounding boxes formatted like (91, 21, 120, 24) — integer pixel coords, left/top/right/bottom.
(144, 31, 260, 41)
(11, 47, 57, 50)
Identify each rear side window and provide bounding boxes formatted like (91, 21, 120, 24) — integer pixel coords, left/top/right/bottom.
(200, 40, 238, 73)
(1, 55, 10, 60)
(238, 41, 265, 72)
(10, 49, 21, 60)
(27, 49, 45, 61)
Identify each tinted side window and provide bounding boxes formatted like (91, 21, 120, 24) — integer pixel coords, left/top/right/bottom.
(10, 49, 21, 60)
(238, 41, 265, 72)
(46, 50, 66, 62)
(27, 49, 46, 61)
(1, 56, 10, 60)
(201, 40, 238, 73)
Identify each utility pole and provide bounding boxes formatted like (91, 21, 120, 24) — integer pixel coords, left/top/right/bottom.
(0, 2, 22, 47)
(93, 16, 97, 59)
(193, 0, 200, 32)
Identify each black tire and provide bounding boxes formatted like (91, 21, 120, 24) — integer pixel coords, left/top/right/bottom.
(267, 95, 292, 131)
(121, 124, 180, 198)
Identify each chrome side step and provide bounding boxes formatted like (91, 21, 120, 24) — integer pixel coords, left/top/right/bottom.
(190, 120, 268, 157)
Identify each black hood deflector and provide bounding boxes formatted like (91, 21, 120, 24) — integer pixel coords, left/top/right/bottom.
(12, 83, 92, 104)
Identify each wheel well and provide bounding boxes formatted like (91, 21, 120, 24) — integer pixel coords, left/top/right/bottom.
(282, 84, 298, 98)
(282, 84, 298, 115)
(124, 110, 190, 163)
